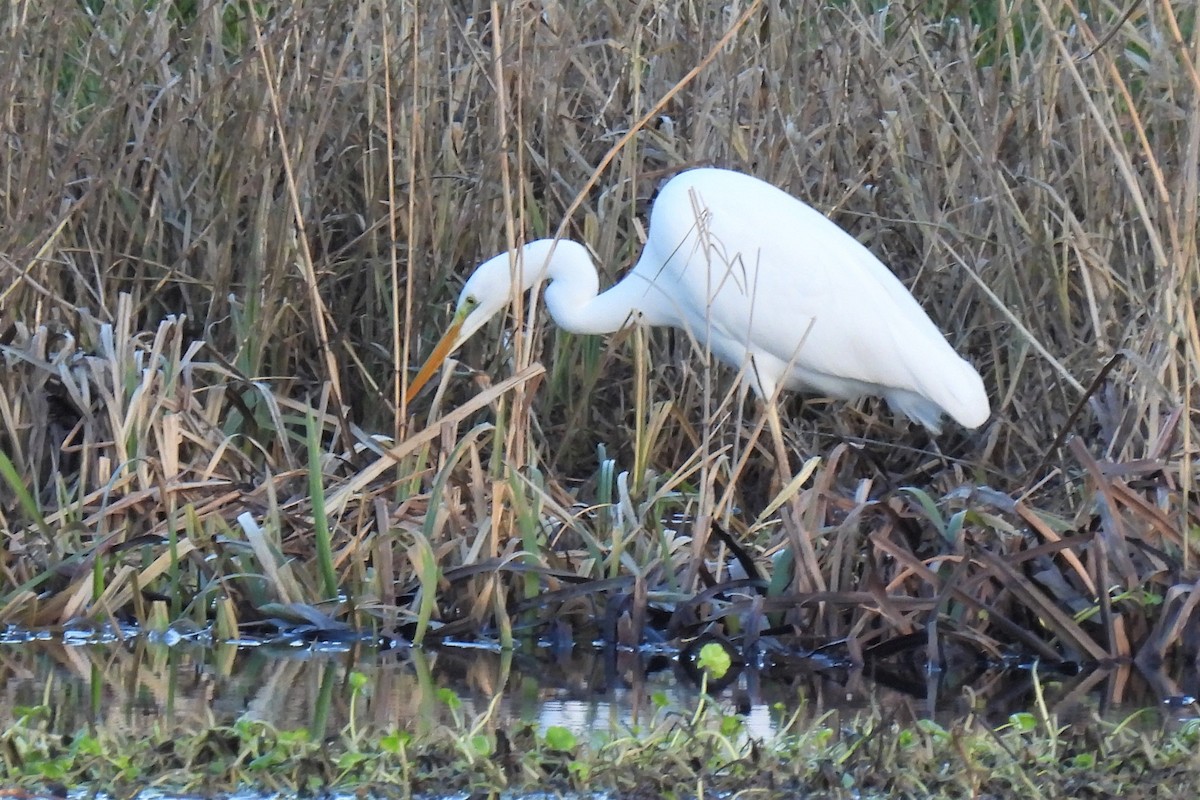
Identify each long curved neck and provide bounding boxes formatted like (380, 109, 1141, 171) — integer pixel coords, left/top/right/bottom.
(521, 239, 648, 335)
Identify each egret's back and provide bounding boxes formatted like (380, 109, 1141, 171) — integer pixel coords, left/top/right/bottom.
(631, 168, 989, 430)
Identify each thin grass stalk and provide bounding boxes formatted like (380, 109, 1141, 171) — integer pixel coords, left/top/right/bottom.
(311, 660, 336, 739)
(606, 470, 627, 582)
(0, 447, 51, 546)
(325, 366, 544, 515)
(493, 582, 513, 651)
(182, 504, 206, 627)
(1158, 0, 1200, 569)
(411, 421, 495, 643)
(406, 530, 438, 648)
(387, 0, 407, 430)
(307, 409, 338, 601)
(901, 487, 949, 542)
(490, 2, 530, 477)
(248, 7, 347, 440)
(507, 466, 545, 601)
(238, 510, 301, 607)
(596, 446, 615, 547)
(214, 596, 239, 642)
(632, 326, 649, 495)
(90, 550, 104, 609)
(549, 0, 766, 242)
(93, 539, 198, 622)
(163, 506, 181, 621)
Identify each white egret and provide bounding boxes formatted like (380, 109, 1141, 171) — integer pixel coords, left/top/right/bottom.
(406, 168, 989, 451)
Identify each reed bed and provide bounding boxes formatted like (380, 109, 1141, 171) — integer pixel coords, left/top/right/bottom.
(1, 0, 1198, 682)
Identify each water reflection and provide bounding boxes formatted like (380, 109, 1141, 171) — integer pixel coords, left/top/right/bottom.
(0, 636, 1196, 743)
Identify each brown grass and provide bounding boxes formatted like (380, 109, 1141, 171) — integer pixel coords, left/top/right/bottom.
(1, 0, 1198, 680)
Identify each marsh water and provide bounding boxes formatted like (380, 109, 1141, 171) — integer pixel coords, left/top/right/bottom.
(3, 628, 1195, 761)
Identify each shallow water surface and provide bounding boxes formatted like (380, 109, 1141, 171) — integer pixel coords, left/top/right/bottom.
(2, 632, 1193, 734)
(1, 631, 1196, 798)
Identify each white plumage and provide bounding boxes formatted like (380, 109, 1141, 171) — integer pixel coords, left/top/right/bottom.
(409, 167, 989, 433)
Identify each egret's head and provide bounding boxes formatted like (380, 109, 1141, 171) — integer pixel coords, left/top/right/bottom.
(452, 250, 518, 348)
(405, 243, 556, 403)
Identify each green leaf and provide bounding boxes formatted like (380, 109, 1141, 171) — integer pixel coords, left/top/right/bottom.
(544, 726, 577, 752)
(900, 486, 947, 539)
(380, 731, 411, 753)
(719, 715, 743, 737)
(1009, 712, 1038, 733)
(697, 641, 732, 678)
(916, 719, 950, 742)
(471, 734, 492, 756)
(436, 687, 461, 709)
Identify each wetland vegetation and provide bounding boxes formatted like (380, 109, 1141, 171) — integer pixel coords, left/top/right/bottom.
(1, 0, 1198, 795)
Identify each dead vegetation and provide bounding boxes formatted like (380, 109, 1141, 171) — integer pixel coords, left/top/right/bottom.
(0, 0, 1198, 694)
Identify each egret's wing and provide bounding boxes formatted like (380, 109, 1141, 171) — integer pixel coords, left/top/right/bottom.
(638, 169, 987, 427)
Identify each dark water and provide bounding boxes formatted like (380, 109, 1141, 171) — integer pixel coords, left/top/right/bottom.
(2, 629, 1195, 739)
(2, 628, 1197, 799)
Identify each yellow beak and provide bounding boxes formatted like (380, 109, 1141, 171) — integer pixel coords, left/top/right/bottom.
(404, 308, 468, 405)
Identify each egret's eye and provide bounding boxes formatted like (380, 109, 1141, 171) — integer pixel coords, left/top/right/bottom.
(463, 295, 479, 311)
